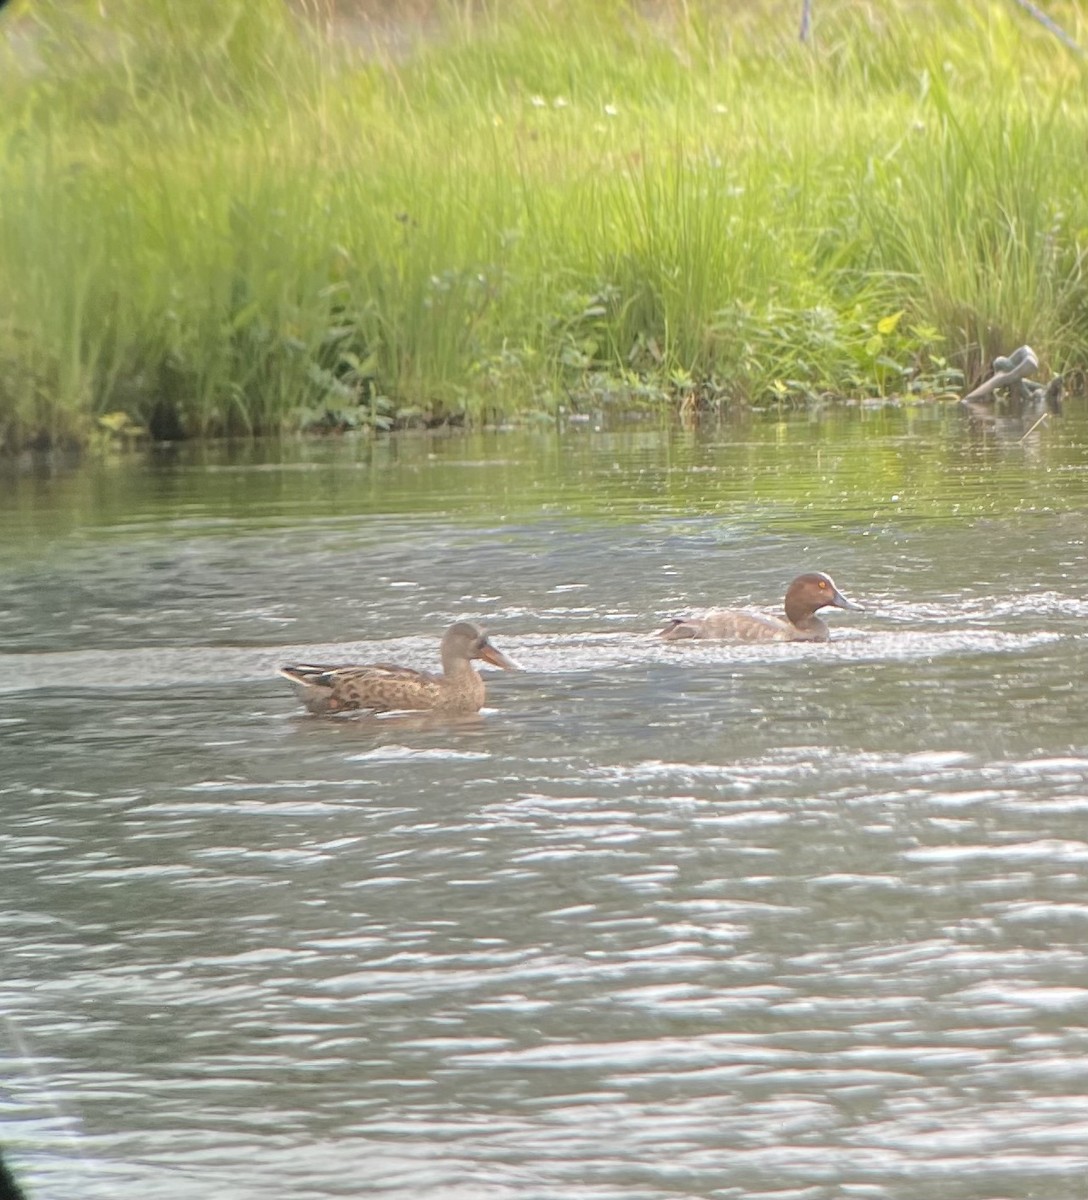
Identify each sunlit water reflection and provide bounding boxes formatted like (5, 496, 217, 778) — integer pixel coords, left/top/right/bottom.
(2, 405, 1088, 1198)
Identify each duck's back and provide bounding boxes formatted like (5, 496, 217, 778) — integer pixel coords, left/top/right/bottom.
(659, 608, 796, 642)
(281, 662, 446, 714)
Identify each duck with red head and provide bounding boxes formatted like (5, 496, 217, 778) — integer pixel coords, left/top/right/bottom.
(658, 572, 861, 643)
(280, 621, 518, 715)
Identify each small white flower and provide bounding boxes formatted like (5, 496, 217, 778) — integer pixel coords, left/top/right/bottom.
(553, 96, 569, 108)
(603, 103, 618, 117)
(530, 95, 546, 108)
(713, 103, 728, 114)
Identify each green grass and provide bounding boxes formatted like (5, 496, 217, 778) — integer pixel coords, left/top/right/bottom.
(1, 0, 1087, 448)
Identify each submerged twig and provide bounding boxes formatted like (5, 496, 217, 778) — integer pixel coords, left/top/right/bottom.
(1018, 410, 1050, 443)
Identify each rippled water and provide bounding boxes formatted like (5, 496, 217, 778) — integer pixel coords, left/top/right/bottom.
(3, 404, 1088, 1198)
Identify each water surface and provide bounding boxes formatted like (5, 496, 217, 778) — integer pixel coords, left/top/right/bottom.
(2, 403, 1088, 1199)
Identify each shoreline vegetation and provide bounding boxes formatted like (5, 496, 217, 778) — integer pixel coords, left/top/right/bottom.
(1, 0, 1086, 451)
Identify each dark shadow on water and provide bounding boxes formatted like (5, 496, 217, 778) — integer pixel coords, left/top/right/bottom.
(285, 709, 489, 739)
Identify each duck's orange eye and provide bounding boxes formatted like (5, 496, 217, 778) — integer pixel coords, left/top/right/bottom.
(818, 580, 828, 589)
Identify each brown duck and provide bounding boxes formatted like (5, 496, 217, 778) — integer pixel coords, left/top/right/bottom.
(658, 572, 861, 643)
(280, 621, 518, 715)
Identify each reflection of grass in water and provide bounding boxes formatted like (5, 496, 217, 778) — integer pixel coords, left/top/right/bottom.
(0, 0, 1085, 449)
(2, 405, 1087, 548)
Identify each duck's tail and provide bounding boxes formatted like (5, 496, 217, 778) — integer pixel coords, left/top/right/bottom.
(657, 618, 697, 640)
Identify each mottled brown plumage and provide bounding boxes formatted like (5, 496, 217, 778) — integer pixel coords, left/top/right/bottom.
(658, 572, 861, 643)
(280, 622, 517, 716)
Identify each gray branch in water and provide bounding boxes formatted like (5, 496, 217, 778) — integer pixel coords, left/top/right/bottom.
(962, 345, 1039, 402)
(961, 345, 1062, 414)
(1009, 0, 1084, 55)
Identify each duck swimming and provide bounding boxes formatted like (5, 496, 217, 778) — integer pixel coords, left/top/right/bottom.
(658, 572, 861, 643)
(280, 621, 518, 715)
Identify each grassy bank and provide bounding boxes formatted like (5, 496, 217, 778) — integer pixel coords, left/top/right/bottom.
(1, 0, 1086, 449)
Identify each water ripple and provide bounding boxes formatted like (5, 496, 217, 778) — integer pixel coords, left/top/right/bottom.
(6, 422, 1088, 1198)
